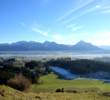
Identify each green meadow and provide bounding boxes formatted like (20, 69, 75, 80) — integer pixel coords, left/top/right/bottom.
(1, 73, 110, 100)
(32, 73, 110, 92)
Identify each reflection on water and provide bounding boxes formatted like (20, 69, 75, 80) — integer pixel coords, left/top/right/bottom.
(50, 66, 77, 80)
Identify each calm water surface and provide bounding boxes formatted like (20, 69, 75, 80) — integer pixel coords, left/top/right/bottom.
(0, 51, 110, 59)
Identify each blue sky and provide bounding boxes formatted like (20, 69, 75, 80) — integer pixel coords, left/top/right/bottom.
(0, 0, 110, 45)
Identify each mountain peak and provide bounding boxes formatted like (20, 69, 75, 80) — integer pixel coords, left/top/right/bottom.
(44, 41, 57, 45)
(78, 40, 86, 43)
(73, 40, 102, 51)
(76, 40, 90, 45)
(0, 40, 104, 52)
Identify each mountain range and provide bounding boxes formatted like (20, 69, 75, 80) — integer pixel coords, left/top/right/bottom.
(100, 46, 110, 50)
(0, 40, 106, 52)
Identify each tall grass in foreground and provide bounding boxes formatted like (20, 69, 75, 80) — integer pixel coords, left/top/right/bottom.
(0, 85, 110, 100)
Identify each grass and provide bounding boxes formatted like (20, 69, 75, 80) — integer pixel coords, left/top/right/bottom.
(1, 73, 110, 100)
(1, 85, 110, 100)
(32, 73, 110, 92)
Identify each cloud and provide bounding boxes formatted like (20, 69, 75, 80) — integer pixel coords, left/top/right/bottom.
(86, 32, 110, 46)
(54, 31, 110, 45)
(57, 0, 110, 24)
(102, 9, 110, 13)
(77, 32, 110, 46)
(30, 21, 50, 37)
(19, 21, 49, 37)
(50, 32, 84, 45)
(32, 27, 49, 36)
(51, 34, 65, 44)
(100, 5, 110, 13)
(71, 26, 83, 31)
(56, 0, 95, 22)
(62, 5, 101, 24)
(43, 31, 110, 46)
(66, 24, 83, 32)
(97, 1, 110, 13)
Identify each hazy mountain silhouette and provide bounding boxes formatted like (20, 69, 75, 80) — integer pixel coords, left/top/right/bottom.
(100, 46, 110, 50)
(0, 40, 104, 52)
(72, 40, 102, 51)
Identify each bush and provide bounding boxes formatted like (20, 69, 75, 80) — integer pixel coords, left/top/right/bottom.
(25, 61, 40, 69)
(0, 70, 14, 84)
(7, 74, 31, 91)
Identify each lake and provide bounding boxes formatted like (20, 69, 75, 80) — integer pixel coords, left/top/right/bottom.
(50, 66, 77, 80)
(50, 66, 110, 83)
(0, 51, 110, 60)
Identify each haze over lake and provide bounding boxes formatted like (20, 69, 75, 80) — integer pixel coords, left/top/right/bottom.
(1, 51, 110, 60)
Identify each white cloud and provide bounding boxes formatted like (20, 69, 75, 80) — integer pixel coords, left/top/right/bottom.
(56, 0, 95, 22)
(78, 32, 110, 46)
(54, 32, 110, 46)
(102, 9, 110, 13)
(30, 21, 49, 37)
(71, 26, 83, 31)
(91, 1, 110, 14)
(51, 34, 65, 44)
(103, 6, 110, 10)
(32, 27, 48, 36)
(50, 33, 83, 45)
(66, 24, 83, 32)
(101, 7, 110, 13)
(62, 5, 101, 24)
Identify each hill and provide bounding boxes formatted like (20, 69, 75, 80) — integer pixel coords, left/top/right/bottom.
(1, 74, 110, 100)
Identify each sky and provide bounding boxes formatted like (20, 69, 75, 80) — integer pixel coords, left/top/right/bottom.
(0, 0, 110, 46)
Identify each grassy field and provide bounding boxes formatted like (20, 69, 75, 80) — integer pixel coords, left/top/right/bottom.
(32, 73, 110, 92)
(1, 73, 110, 100)
(1, 85, 110, 100)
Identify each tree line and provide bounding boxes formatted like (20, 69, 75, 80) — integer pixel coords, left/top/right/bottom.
(1, 57, 110, 91)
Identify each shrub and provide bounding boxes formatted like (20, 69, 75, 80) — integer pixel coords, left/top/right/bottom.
(0, 70, 14, 84)
(25, 61, 40, 69)
(7, 74, 31, 91)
